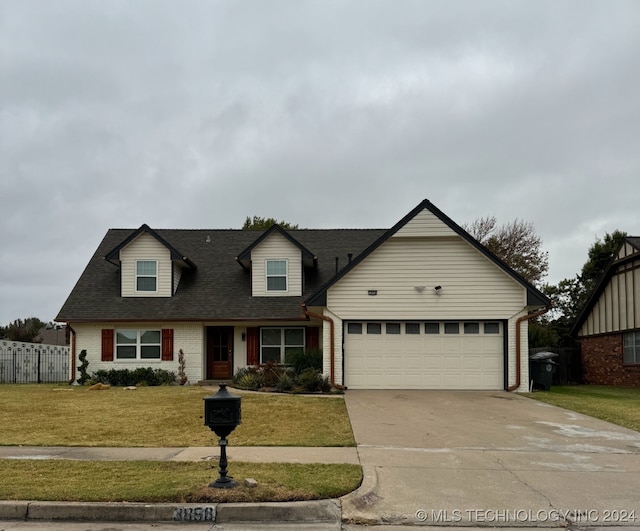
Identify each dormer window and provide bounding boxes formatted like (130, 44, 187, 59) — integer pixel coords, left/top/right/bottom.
(266, 259, 287, 292)
(136, 260, 157, 292)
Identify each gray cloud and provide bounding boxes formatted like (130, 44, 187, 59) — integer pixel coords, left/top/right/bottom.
(1, 0, 639, 325)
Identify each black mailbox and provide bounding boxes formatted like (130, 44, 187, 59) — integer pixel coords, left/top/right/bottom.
(203, 383, 242, 438)
(203, 383, 241, 489)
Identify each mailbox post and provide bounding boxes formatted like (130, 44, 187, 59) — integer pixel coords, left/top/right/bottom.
(203, 383, 242, 489)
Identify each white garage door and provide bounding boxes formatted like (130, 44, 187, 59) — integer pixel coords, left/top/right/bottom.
(344, 321, 504, 390)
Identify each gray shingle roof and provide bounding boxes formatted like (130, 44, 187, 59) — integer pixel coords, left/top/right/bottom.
(56, 228, 386, 322)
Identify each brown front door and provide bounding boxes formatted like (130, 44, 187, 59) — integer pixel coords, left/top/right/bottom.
(207, 327, 234, 379)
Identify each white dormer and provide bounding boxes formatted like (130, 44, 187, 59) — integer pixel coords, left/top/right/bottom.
(235, 224, 317, 298)
(104, 224, 196, 298)
(119, 233, 172, 297)
(251, 232, 302, 297)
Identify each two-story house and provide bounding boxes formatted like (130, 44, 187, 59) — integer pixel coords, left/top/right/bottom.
(56, 199, 549, 390)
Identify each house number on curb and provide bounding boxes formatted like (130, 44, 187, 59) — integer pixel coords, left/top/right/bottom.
(173, 506, 216, 521)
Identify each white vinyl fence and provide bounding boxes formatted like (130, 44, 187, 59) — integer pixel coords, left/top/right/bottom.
(0, 340, 70, 383)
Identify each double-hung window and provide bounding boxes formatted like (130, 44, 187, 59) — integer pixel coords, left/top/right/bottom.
(623, 330, 640, 364)
(136, 260, 157, 292)
(260, 328, 304, 364)
(266, 260, 287, 292)
(116, 330, 161, 360)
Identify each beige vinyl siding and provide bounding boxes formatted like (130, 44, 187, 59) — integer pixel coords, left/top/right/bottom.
(615, 242, 638, 261)
(120, 233, 172, 297)
(392, 208, 458, 237)
(251, 232, 302, 297)
(327, 236, 525, 320)
(579, 256, 640, 336)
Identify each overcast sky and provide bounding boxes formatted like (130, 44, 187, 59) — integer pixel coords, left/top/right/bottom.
(1, 0, 639, 327)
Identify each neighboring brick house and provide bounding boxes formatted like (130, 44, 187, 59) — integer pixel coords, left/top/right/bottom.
(56, 199, 549, 390)
(572, 237, 640, 386)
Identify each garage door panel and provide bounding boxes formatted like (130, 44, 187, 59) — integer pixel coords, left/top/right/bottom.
(345, 320, 503, 390)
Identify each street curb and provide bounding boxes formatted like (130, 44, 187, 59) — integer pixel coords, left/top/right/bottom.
(217, 500, 341, 523)
(0, 499, 341, 524)
(340, 465, 383, 525)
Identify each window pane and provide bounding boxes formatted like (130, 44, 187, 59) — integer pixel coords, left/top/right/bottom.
(141, 346, 160, 359)
(484, 322, 500, 334)
(137, 277, 157, 291)
(405, 323, 420, 334)
(117, 330, 137, 344)
(464, 322, 480, 334)
(386, 323, 401, 334)
(624, 332, 639, 364)
(116, 346, 136, 359)
(267, 277, 287, 291)
(367, 323, 382, 334)
(137, 261, 156, 275)
(347, 323, 362, 334)
(262, 329, 281, 346)
(284, 328, 304, 345)
(425, 322, 440, 334)
(261, 347, 281, 363)
(140, 330, 160, 344)
(266, 260, 286, 275)
(444, 323, 459, 334)
(623, 347, 633, 363)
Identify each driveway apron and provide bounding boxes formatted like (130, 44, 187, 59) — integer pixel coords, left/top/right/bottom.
(341, 390, 640, 527)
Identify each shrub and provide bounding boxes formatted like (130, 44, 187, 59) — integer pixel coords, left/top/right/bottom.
(177, 349, 187, 385)
(90, 368, 176, 387)
(236, 371, 262, 391)
(297, 368, 324, 392)
(260, 360, 288, 387)
(286, 348, 323, 375)
(77, 350, 90, 385)
(275, 372, 295, 393)
(233, 367, 263, 390)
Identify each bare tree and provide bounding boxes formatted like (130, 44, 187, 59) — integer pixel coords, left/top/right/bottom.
(464, 216, 549, 287)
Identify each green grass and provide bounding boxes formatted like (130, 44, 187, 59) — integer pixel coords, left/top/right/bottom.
(524, 385, 640, 432)
(0, 384, 355, 447)
(0, 459, 362, 503)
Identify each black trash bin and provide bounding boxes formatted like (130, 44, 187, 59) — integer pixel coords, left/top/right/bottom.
(529, 351, 559, 391)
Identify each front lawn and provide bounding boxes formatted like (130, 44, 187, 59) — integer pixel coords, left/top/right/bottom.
(0, 384, 355, 447)
(524, 385, 640, 432)
(0, 460, 362, 503)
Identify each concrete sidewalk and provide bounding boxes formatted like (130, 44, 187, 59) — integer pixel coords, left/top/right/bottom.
(0, 445, 359, 464)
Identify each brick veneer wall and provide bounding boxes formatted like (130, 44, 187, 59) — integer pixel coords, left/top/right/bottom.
(579, 334, 640, 386)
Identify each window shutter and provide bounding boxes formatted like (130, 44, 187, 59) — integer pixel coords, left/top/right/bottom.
(101, 329, 114, 361)
(162, 329, 174, 361)
(306, 327, 319, 350)
(246, 327, 259, 365)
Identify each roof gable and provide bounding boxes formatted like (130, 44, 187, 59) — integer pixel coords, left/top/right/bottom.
(572, 236, 640, 336)
(305, 199, 550, 308)
(104, 224, 196, 269)
(236, 224, 317, 269)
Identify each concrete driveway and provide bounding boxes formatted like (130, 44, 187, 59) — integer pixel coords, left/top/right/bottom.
(341, 390, 640, 527)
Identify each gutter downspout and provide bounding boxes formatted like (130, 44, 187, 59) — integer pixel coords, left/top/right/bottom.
(301, 304, 345, 390)
(507, 305, 552, 392)
(67, 323, 76, 385)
